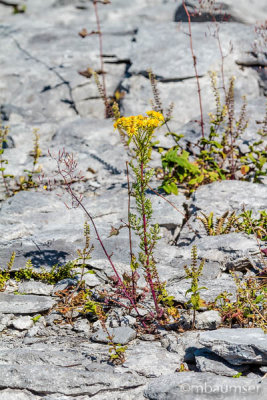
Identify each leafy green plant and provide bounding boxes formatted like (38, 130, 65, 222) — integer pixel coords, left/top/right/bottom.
(160, 148, 200, 195)
(14, 259, 75, 285)
(236, 209, 267, 241)
(184, 246, 207, 329)
(233, 372, 243, 378)
(159, 73, 267, 195)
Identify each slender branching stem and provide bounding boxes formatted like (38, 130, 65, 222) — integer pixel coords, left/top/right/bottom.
(51, 150, 147, 329)
(126, 161, 137, 302)
(140, 162, 161, 317)
(93, 0, 109, 118)
(183, 1, 204, 138)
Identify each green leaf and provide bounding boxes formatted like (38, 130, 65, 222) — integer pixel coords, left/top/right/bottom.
(165, 149, 200, 175)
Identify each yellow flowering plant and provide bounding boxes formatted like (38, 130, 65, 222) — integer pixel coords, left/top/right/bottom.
(114, 111, 175, 324)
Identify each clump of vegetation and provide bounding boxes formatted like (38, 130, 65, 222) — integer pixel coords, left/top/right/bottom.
(158, 73, 267, 195)
(14, 259, 75, 285)
(237, 209, 267, 242)
(197, 210, 237, 236)
(0, 251, 76, 290)
(184, 246, 207, 329)
(214, 271, 267, 332)
(32, 314, 41, 323)
(197, 209, 267, 241)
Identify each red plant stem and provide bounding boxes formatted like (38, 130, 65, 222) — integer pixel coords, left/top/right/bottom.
(183, 1, 205, 138)
(140, 162, 161, 317)
(54, 155, 147, 329)
(93, 0, 108, 117)
(70, 189, 145, 322)
(126, 161, 136, 302)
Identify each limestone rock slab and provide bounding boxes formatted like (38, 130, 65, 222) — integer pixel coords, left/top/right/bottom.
(0, 294, 56, 314)
(199, 328, 267, 365)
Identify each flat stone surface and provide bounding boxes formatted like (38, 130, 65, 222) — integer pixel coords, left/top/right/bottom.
(0, 389, 40, 400)
(194, 311, 222, 330)
(0, 365, 145, 396)
(195, 349, 250, 377)
(0, 348, 86, 367)
(144, 372, 266, 400)
(11, 316, 34, 331)
(17, 281, 53, 296)
(91, 326, 137, 345)
(167, 273, 237, 304)
(175, 233, 259, 264)
(199, 328, 267, 365)
(190, 181, 267, 216)
(117, 341, 182, 378)
(0, 294, 56, 314)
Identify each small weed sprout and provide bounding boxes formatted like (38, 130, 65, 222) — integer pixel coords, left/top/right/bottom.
(184, 246, 207, 329)
(0, 251, 15, 291)
(32, 315, 41, 324)
(19, 129, 42, 190)
(84, 299, 127, 364)
(72, 221, 94, 291)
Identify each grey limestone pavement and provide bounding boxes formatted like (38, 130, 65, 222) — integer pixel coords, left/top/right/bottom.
(0, 0, 267, 399)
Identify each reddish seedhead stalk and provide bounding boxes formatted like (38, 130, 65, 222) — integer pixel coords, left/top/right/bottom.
(48, 149, 147, 328)
(183, 1, 205, 138)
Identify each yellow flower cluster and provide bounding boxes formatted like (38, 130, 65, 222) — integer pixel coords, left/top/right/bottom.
(114, 110, 164, 137)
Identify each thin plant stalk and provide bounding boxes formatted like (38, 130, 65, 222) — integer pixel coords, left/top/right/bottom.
(126, 161, 137, 303)
(93, 0, 109, 117)
(183, 1, 204, 138)
(140, 161, 161, 318)
(49, 150, 147, 329)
